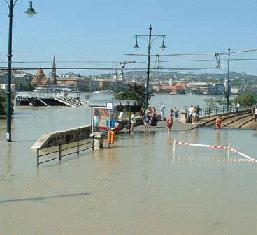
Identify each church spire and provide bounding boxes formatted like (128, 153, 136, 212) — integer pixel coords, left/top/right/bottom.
(52, 56, 57, 85)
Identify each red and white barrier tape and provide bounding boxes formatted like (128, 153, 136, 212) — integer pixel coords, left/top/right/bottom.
(174, 140, 257, 163)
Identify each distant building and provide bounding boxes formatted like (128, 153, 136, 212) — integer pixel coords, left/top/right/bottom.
(0, 71, 32, 91)
(31, 68, 51, 86)
(231, 87, 239, 95)
(152, 81, 187, 94)
(56, 78, 77, 87)
(208, 83, 225, 95)
(187, 82, 209, 95)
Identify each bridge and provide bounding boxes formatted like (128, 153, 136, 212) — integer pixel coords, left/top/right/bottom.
(15, 91, 88, 107)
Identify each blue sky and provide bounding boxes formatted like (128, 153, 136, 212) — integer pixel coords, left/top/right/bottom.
(1, 0, 257, 75)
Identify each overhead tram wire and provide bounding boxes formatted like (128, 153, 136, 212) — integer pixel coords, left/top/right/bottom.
(0, 66, 213, 71)
(0, 60, 147, 64)
(125, 48, 257, 57)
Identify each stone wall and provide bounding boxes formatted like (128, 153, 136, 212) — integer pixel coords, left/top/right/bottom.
(32, 125, 91, 150)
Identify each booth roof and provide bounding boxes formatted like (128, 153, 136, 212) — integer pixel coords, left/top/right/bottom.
(88, 99, 138, 108)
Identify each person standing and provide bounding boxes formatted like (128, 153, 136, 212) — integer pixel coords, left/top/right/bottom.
(195, 105, 201, 122)
(166, 115, 173, 132)
(130, 112, 136, 133)
(188, 105, 194, 123)
(236, 102, 240, 114)
(160, 103, 166, 121)
(174, 107, 179, 121)
(255, 107, 257, 122)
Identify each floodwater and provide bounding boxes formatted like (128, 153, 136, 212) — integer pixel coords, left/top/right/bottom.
(0, 95, 257, 234)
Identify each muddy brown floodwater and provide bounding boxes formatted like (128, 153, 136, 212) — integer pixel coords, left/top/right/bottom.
(0, 101, 257, 234)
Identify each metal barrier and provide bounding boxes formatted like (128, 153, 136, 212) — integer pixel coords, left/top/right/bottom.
(200, 105, 242, 117)
(36, 138, 94, 166)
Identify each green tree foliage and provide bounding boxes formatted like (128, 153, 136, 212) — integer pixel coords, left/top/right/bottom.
(115, 83, 148, 107)
(235, 92, 257, 107)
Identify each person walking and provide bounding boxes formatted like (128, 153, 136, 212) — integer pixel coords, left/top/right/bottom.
(215, 116, 222, 129)
(144, 111, 150, 131)
(166, 115, 173, 132)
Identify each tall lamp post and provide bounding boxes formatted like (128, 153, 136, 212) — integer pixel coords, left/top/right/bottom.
(134, 25, 166, 109)
(5, 0, 37, 142)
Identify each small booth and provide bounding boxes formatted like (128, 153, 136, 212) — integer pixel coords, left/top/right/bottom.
(88, 91, 141, 148)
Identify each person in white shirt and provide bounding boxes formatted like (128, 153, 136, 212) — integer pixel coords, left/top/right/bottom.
(160, 103, 166, 121)
(255, 107, 257, 122)
(188, 105, 194, 123)
(236, 102, 240, 114)
(130, 112, 136, 133)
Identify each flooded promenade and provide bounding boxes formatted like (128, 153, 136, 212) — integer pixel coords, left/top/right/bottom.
(1, 95, 257, 234)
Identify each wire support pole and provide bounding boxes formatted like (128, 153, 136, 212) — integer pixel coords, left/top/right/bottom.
(227, 48, 231, 112)
(6, 0, 14, 142)
(146, 25, 152, 109)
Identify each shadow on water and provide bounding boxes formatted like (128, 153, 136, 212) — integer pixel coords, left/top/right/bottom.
(0, 192, 91, 204)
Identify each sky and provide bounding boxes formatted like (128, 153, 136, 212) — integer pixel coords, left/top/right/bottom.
(1, 0, 257, 75)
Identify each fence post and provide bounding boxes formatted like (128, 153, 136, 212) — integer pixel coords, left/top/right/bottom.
(59, 144, 62, 162)
(77, 141, 79, 156)
(92, 135, 95, 150)
(37, 149, 40, 167)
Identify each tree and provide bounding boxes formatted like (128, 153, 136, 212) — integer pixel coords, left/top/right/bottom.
(234, 92, 257, 107)
(115, 83, 149, 107)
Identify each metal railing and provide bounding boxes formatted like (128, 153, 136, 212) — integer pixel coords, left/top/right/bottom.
(200, 105, 238, 117)
(36, 137, 94, 167)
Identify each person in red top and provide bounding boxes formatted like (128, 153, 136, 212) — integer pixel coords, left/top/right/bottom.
(167, 116, 173, 132)
(215, 116, 222, 129)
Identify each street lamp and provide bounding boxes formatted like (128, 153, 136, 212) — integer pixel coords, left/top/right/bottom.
(134, 25, 166, 109)
(5, 0, 37, 142)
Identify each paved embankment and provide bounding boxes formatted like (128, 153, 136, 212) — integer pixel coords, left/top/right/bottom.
(198, 109, 257, 129)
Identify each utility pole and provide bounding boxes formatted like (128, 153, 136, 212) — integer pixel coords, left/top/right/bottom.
(146, 25, 152, 109)
(6, 0, 14, 142)
(226, 48, 231, 112)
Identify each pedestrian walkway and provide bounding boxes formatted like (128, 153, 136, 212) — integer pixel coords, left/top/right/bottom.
(134, 120, 198, 132)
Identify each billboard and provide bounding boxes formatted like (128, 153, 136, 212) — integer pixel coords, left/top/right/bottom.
(92, 107, 110, 132)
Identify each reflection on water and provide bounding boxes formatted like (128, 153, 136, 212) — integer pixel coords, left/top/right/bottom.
(0, 96, 257, 234)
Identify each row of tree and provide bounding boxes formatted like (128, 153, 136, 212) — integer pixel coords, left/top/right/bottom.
(234, 92, 257, 107)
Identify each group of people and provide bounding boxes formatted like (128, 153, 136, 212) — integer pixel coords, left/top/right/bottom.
(140, 106, 159, 131)
(186, 105, 201, 123)
(138, 103, 179, 132)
